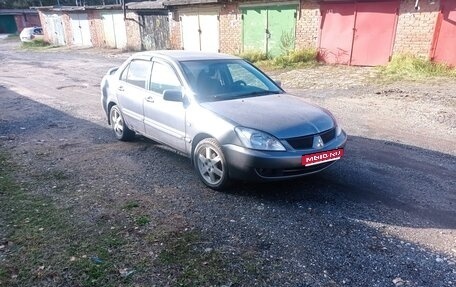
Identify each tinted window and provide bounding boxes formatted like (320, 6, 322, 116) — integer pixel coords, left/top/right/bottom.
(180, 59, 282, 102)
(149, 61, 181, 94)
(125, 60, 152, 89)
(227, 63, 268, 90)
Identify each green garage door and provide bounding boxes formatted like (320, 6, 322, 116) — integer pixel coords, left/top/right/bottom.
(0, 15, 18, 34)
(242, 5, 297, 57)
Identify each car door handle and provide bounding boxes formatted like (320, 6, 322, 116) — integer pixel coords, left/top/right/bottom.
(145, 96, 154, 103)
(118, 86, 124, 92)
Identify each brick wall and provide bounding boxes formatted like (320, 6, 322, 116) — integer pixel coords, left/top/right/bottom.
(394, 0, 440, 58)
(295, 1, 320, 50)
(169, 9, 181, 49)
(125, 11, 142, 51)
(37, 11, 50, 42)
(87, 10, 104, 48)
(61, 13, 72, 46)
(220, 3, 242, 54)
(15, 14, 41, 33)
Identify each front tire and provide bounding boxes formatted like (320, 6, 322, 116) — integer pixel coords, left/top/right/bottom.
(109, 105, 134, 141)
(193, 138, 230, 190)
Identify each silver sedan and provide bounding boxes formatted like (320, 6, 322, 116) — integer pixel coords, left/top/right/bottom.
(101, 51, 347, 190)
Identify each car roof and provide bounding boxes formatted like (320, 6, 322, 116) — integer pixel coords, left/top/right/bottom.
(132, 50, 241, 62)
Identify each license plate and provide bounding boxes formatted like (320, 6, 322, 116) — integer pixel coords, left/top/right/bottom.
(302, 149, 344, 166)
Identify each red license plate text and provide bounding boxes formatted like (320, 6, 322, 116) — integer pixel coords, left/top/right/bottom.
(302, 149, 344, 166)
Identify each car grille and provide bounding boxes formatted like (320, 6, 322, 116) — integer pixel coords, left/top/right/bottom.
(286, 127, 336, 150)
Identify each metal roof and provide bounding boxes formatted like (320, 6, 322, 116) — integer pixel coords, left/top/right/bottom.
(33, 5, 122, 12)
(0, 9, 38, 15)
(162, 0, 221, 6)
(126, 1, 167, 10)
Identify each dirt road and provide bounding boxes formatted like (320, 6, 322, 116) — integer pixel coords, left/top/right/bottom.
(1, 39, 455, 286)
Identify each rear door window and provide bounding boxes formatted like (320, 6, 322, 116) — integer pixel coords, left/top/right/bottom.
(123, 60, 152, 89)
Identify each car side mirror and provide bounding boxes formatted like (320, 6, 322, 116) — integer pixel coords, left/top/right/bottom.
(163, 89, 183, 102)
(274, 80, 282, 87)
(107, 67, 118, 75)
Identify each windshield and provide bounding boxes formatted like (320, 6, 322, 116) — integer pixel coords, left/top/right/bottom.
(179, 59, 282, 102)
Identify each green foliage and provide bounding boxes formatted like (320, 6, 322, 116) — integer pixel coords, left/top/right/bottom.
(239, 50, 269, 63)
(378, 54, 456, 80)
(272, 48, 318, 68)
(135, 215, 150, 226)
(21, 39, 51, 49)
(279, 30, 295, 55)
(123, 200, 140, 210)
(156, 229, 266, 285)
(240, 48, 318, 69)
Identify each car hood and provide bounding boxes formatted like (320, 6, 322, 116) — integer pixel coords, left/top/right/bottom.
(200, 94, 335, 139)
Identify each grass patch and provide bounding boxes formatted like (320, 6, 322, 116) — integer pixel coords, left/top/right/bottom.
(157, 231, 264, 286)
(21, 39, 54, 50)
(239, 48, 318, 70)
(238, 50, 269, 63)
(0, 151, 132, 287)
(0, 150, 267, 286)
(378, 54, 456, 80)
(122, 200, 140, 210)
(135, 215, 150, 226)
(271, 48, 318, 68)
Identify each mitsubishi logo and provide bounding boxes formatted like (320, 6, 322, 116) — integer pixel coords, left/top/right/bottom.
(313, 135, 324, 149)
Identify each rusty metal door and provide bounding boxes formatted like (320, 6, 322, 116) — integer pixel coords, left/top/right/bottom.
(431, 0, 456, 66)
(319, 1, 399, 66)
(140, 14, 169, 51)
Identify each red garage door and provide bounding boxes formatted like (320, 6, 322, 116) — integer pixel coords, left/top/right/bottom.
(431, 0, 456, 66)
(319, 3, 355, 65)
(319, 1, 399, 66)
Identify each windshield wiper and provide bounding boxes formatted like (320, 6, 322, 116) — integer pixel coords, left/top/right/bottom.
(237, 90, 281, 98)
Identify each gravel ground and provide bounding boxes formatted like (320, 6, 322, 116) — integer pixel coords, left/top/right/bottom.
(0, 39, 455, 286)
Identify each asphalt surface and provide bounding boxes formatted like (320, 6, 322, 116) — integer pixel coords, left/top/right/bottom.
(1, 39, 455, 286)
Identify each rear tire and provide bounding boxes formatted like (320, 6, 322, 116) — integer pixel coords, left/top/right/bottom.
(193, 138, 230, 190)
(109, 105, 134, 141)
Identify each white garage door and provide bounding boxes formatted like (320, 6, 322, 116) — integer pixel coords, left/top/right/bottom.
(70, 13, 92, 47)
(180, 9, 219, 52)
(45, 14, 66, 46)
(181, 13, 200, 51)
(101, 12, 127, 49)
(199, 12, 219, 52)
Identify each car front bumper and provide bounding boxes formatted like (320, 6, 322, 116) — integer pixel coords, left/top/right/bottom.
(222, 130, 347, 181)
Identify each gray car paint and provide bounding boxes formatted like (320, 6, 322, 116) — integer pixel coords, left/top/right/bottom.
(200, 94, 335, 139)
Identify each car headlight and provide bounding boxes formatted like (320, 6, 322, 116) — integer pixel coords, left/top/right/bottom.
(235, 127, 286, 151)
